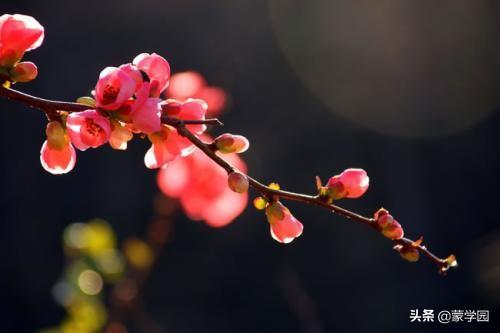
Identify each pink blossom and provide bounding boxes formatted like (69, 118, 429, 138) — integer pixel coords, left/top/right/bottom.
(162, 98, 207, 134)
(143, 99, 208, 169)
(118, 63, 143, 90)
(0, 14, 44, 67)
(109, 120, 133, 150)
(133, 53, 170, 97)
(40, 121, 76, 174)
(265, 201, 303, 244)
(327, 168, 369, 199)
(157, 141, 248, 227)
(95, 67, 136, 111)
(66, 110, 111, 151)
(144, 125, 193, 169)
(130, 95, 161, 134)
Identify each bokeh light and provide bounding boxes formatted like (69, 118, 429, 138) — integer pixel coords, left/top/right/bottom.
(77, 269, 103, 296)
(269, 0, 500, 138)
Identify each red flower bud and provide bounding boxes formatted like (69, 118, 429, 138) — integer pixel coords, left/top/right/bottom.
(326, 168, 369, 200)
(381, 221, 404, 240)
(265, 202, 303, 244)
(214, 133, 250, 154)
(377, 214, 394, 229)
(399, 246, 420, 262)
(9, 61, 37, 82)
(228, 171, 249, 193)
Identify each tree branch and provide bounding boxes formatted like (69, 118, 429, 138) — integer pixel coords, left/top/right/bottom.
(0, 85, 457, 274)
(0, 85, 222, 126)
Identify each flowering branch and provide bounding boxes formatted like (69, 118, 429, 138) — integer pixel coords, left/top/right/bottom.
(0, 85, 222, 126)
(173, 122, 458, 275)
(0, 13, 457, 276)
(0, 84, 457, 274)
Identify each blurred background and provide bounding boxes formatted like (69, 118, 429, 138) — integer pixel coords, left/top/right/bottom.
(1, 0, 500, 332)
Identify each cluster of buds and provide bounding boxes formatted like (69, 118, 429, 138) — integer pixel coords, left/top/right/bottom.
(0, 14, 42, 84)
(249, 168, 371, 244)
(374, 208, 404, 240)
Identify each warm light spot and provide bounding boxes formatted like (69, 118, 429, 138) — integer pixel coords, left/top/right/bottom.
(85, 219, 117, 256)
(123, 238, 154, 269)
(77, 269, 103, 295)
(95, 249, 125, 278)
(63, 223, 87, 251)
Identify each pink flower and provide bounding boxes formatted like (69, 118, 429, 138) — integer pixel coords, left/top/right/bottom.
(157, 141, 248, 227)
(144, 125, 193, 169)
(166, 71, 226, 117)
(95, 67, 136, 111)
(66, 110, 111, 151)
(118, 63, 143, 90)
(109, 120, 133, 150)
(143, 99, 208, 169)
(133, 53, 170, 97)
(327, 168, 369, 199)
(40, 121, 76, 174)
(265, 201, 303, 244)
(130, 95, 162, 134)
(161, 98, 207, 134)
(0, 14, 44, 67)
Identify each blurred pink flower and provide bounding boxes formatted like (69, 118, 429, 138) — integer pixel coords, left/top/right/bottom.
(157, 138, 248, 227)
(166, 71, 226, 117)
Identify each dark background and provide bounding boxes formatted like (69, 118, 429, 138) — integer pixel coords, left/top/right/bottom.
(1, 1, 500, 332)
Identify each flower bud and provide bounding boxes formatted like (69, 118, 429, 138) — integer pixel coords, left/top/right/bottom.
(381, 221, 404, 240)
(327, 168, 369, 200)
(373, 207, 389, 220)
(265, 201, 286, 222)
(325, 175, 345, 200)
(214, 133, 250, 154)
(76, 96, 96, 107)
(228, 171, 249, 193)
(399, 246, 420, 262)
(265, 201, 303, 244)
(9, 61, 37, 82)
(377, 214, 394, 229)
(46, 121, 69, 150)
